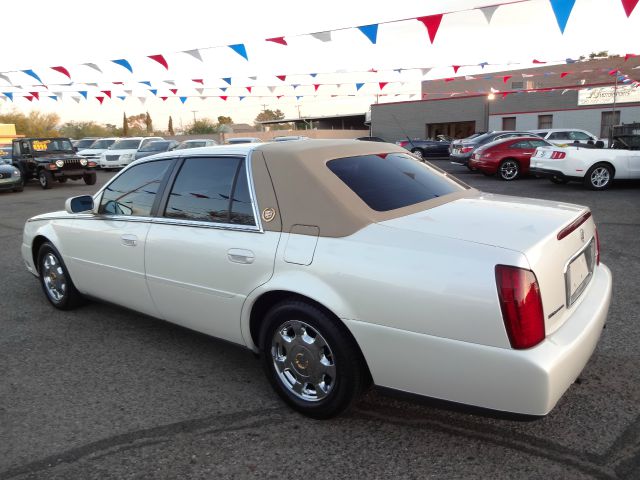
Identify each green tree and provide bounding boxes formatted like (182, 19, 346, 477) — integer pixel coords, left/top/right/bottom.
(254, 109, 292, 130)
(168, 116, 175, 136)
(186, 119, 217, 134)
(122, 112, 128, 136)
(59, 121, 118, 139)
(0, 110, 60, 136)
(217, 115, 233, 125)
(145, 112, 153, 135)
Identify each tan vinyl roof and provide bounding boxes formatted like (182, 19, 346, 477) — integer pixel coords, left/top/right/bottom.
(252, 139, 475, 237)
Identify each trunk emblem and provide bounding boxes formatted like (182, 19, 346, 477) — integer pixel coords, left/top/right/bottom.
(580, 229, 585, 242)
(262, 208, 276, 223)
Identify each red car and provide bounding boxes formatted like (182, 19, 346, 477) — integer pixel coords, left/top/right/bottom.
(468, 136, 552, 180)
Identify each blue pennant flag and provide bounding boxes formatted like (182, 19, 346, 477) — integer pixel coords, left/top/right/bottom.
(310, 73, 318, 78)
(239, 96, 245, 101)
(357, 24, 379, 44)
(112, 59, 133, 73)
(3, 92, 13, 101)
(296, 96, 303, 101)
(355, 83, 364, 91)
(222, 77, 232, 85)
(149, 89, 157, 96)
(229, 44, 248, 61)
(179, 97, 187, 104)
(139, 81, 152, 87)
(22, 69, 43, 84)
(48, 95, 58, 101)
(219, 87, 227, 92)
(117, 96, 126, 101)
(78, 91, 88, 99)
(550, 0, 576, 34)
(292, 84, 300, 89)
(478, 62, 489, 69)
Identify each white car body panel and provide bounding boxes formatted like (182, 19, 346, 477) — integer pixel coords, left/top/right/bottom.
(531, 145, 640, 180)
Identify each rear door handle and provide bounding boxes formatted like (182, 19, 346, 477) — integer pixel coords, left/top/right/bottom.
(121, 234, 137, 247)
(227, 248, 255, 264)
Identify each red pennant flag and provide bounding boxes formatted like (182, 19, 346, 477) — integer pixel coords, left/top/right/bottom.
(101, 90, 112, 98)
(246, 86, 252, 93)
(377, 153, 389, 159)
(314, 84, 321, 91)
(51, 66, 71, 79)
(276, 95, 283, 99)
(148, 54, 169, 70)
(170, 89, 178, 94)
(532, 59, 546, 64)
(608, 69, 619, 75)
(96, 96, 105, 104)
(219, 96, 227, 101)
(452, 65, 461, 73)
(379, 82, 388, 90)
(25, 96, 34, 102)
(502, 75, 512, 83)
(417, 14, 444, 44)
(621, 0, 639, 17)
(192, 79, 204, 84)
(160, 96, 168, 101)
(368, 68, 378, 73)
(266, 36, 288, 46)
(112, 81, 124, 85)
(502, 92, 510, 99)
(444, 78, 455, 82)
(276, 75, 287, 82)
(29, 92, 40, 100)
(560, 72, 570, 78)
(625, 53, 637, 61)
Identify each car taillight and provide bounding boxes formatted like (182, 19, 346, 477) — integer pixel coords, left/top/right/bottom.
(398, 141, 408, 148)
(461, 147, 474, 153)
(595, 228, 600, 265)
(550, 151, 566, 159)
(495, 265, 545, 350)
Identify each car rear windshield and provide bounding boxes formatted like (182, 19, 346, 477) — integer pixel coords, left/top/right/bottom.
(111, 139, 142, 150)
(327, 153, 467, 212)
(140, 141, 170, 152)
(90, 139, 116, 149)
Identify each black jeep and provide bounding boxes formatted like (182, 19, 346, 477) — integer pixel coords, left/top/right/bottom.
(12, 137, 97, 189)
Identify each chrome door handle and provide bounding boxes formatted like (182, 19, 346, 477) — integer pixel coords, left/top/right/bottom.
(121, 234, 137, 247)
(227, 248, 255, 264)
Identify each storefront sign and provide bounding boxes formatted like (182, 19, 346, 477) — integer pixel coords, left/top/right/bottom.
(578, 85, 640, 106)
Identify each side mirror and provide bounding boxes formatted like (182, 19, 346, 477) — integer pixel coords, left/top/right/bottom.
(65, 195, 94, 214)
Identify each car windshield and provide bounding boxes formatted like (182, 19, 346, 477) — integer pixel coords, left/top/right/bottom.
(328, 153, 467, 212)
(75, 139, 96, 149)
(90, 139, 116, 149)
(139, 141, 170, 152)
(110, 139, 142, 150)
(0, 147, 11, 163)
(180, 141, 207, 149)
(32, 139, 74, 154)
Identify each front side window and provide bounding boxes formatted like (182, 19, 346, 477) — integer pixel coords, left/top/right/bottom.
(548, 132, 570, 140)
(327, 153, 466, 212)
(568, 131, 592, 141)
(164, 156, 255, 225)
(530, 139, 551, 148)
(99, 160, 173, 216)
(510, 141, 531, 149)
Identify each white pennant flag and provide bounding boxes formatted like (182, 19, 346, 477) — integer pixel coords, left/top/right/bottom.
(268, 86, 276, 93)
(248, 76, 257, 81)
(53, 91, 63, 98)
(310, 31, 332, 42)
(465, 75, 476, 80)
(200, 96, 207, 100)
(481, 5, 499, 23)
(72, 96, 81, 103)
(522, 74, 534, 78)
(183, 49, 203, 62)
(420, 68, 432, 77)
(0, 73, 12, 85)
(164, 80, 176, 86)
(124, 90, 133, 95)
(196, 88, 204, 95)
(83, 63, 102, 73)
(138, 97, 147, 104)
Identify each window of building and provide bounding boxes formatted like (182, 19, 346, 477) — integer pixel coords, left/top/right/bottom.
(538, 115, 553, 129)
(601, 111, 620, 138)
(164, 157, 255, 225)
(502, 117, 516, 130)
(99, 160, 173, 217)
(510, 81, 524, 90)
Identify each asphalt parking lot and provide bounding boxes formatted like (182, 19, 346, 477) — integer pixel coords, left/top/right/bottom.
(1, 164, 639, 480)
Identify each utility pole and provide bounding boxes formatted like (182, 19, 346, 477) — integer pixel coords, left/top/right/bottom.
(191, 110, 198, 123)
(610, 71, 619, 142)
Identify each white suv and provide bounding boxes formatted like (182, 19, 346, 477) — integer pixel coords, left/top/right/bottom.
(99, 137, 163, 169)
(529, 129, 600, 146)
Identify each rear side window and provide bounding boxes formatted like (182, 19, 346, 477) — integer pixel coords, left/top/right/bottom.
(99, 160, 173, 216)
(164, 157, 255, 225)
(327, 153, 465, 212)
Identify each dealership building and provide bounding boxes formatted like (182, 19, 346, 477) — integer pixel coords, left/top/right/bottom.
(371, 56, 640, 142)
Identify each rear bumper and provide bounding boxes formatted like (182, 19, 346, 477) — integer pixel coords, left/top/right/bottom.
(450, 154, 472, 166)
(347, 264, 612, 415)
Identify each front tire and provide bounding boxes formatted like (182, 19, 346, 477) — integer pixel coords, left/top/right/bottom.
(38, 170, 53, 189)
(260, 300, 369, 419)
(584, 163, 613, 190)
(498, 159, 520, 181)
(83, 172, 97, 185)
(37, 242, 83, 310)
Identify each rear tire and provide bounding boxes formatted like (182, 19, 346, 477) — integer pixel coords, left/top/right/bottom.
(83, 172, 97, 185)
(38, 170, 53, 189)
(584, 163, 613, 190)
(550, 175, 569, 185)
(37, 242, 84, 310)
(498, 159, 520, 181)
(260, 300, 369, 419)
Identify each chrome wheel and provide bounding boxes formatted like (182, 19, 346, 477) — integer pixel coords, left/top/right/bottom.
(590, 166, 610, 188)
(499, 160, 519, 180)
(271, 320, 336, 402)
(41, 252, 66, 302)
(39, 173, 48, 187)
(411, 149, 424, 160)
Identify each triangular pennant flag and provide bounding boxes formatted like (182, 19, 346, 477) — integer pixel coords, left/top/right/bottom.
(417, 14, 443, 44)
(310, 31, 332, 42)
(78, 91, 88, 99)
(138, 97, 147, 104)
(117, 96, 126, 101)
(444, 78, 455, 82)
(48, 95, 58, 101)
(268, 86, 276, 93)
(72, 96, 81, 103)
(112, 81, 124, 85)
(196, 88, 204, 94)
(266, 37, 288, 46)
(169, 89, 177, 95)
(183, 49, 203, 61)
(86, 83, 98, 87)
(96, 96, 105, 104)
(112, 59, 133, 73)
(149, 89, 158, 96)
(200, 96, 207, 100)
(29, 92, 40, 100)
(83, 63, 102, 73)
(452, 65, 461, 74)
(625, 53, 637, 61)
(22, 70, 43, 84)
(478, 62, 489, 69)
(246, 86, 252, 93)
(222, 77, 232, 85)
(229, 44, 248, 61)
(522, 73, 534, 78)
(357, 24, 379, 44)
(164, 80, 176, 86)
(420, 68, 431, 76)
(502, 92, 510, 99)
(139, 81, 152, 87)
(310, 73, 318, 78)
(239, 96, 245, 101)
(296, 96, 303, 101)
(465, 76, 477, 80)
(0, 73, 11, 84)
(276, 95, 283, 99)
(313, 84, 320, 92)
(179, 97, 187, 104)
(219, 87, 227, 92)
(481, 5, 499, 23)
(379, 82, 388, 90)
(503, 75, 512, 83)
(276, 75, 287, 82)
(220, 96, 228, 101)
(566, 58, 577, 64)
(160, 96, 168, 101)
(560, 72, 570, 78)
(51, 66, 71, 79)
(608, 69, 619, 76)
(101, 90, 112, 98)
(355, 83, 364, 91)
(25, 96, 34, 102)
(292, 84, 300, 90)
(148, 54, 169, 70)
(124, 90, 132, 95)
(394, 69, 403, 74)
(192, 79, 204, 84)
(550, 0, 576, 33)
(621, 0, 639, 17)
(533, 59, 546, 64)
(249, 76, 257, 81)
(2, 92, 13, 101)
(53, 91, 63, 97)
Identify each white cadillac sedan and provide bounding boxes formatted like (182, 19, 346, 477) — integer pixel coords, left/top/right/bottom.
(21, 140, 612, 419)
